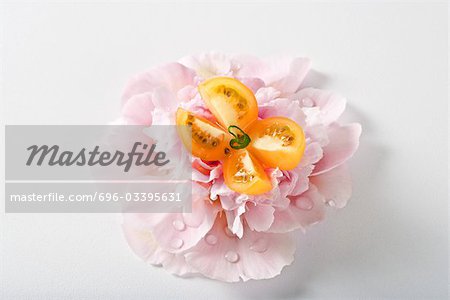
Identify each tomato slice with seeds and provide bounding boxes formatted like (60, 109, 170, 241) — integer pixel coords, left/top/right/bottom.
(198, 77, 258, 130)
(247, 117, 306, 170)
(176, 108, 229, 161)
(176, 78, 307, 195)
(222, 149, 272, 195)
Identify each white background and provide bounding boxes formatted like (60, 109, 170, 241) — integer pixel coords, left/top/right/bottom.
(1, 1, 448, 299)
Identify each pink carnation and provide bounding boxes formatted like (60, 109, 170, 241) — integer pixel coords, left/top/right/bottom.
(119, 52, 361, 282)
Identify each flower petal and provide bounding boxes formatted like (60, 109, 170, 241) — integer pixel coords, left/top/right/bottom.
(244, 203, 275, 232)
(311, 164, 352, 208)
(121, 62, 195, 104)
(179, 52, 237, 79)
(185, 216, 295, 282)
(269, 184, 326, 233)
(122, 214, 195, 276)
(293, 88, 347, 125)
(259, 98, 307, 128)
(149, 187, 220, 253)
(235, 55, 311, 95)
(121, 92, 154, 125)
(312, 123, 362, 175)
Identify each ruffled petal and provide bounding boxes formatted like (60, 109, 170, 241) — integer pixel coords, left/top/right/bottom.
(235, 55, 311, 94)
(179, 52, 238, 79)
(185, 215, 295, 282)
(311, 164, 352, 208)
(255, 87, 281, 105)
(122, 214, 195, 276)
(244, 203, 275, 232)
(269, 184, 326, 233)
(121, 62, 196, 104)
(239, 77, 265, 93)
(293, 88, 346, 125)
(149, 187, 221, 253)
(259, 98, 307, 127)
(121, 92, 154, 125)
(312, 123, 362, 175)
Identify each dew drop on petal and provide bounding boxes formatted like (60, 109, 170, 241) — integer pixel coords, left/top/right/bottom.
(170, 238, 184, 249)
(172, 219, 186, 231)
(295, 197, 314, 211)
(249, 238, 268, 253)
(224, 251, 239, 263)
(302, 97, 314, 107)
(205, 234, 218, 245)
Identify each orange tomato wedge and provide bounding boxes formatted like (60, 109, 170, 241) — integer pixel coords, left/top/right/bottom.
(198, 77, 258, 130)
(175, 77, 306, 195)
(248, 117, 306, 170)
(176, 108, 229, 161)
(222, 149, 272, 195)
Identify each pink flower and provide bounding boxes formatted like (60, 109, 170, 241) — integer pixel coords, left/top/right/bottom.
(120, 52, 361, 282)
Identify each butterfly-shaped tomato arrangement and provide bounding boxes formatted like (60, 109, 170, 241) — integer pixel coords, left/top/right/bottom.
(176, 77, 306, 195)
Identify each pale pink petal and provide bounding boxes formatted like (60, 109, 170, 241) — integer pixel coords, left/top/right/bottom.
(179, 52, 237, 79)
(150, 88, 179, 125)
(269, 184, 326, 233)
(121, 92, 154, 125)
(225, 204, 246, 238)
(150, 190, 220, 253)
(210, 178, 250, 210)
(244, 203, 275, 232)
(191, 158, 222, 184)
(179, 92, 214, 119)
(312, 123, 362, 175)
(255, 87, 281, 105)
(293, 88, 346, 125)
(311, 164, 352, 208)
(238, 77, 265, 93)
(299, 142, 324, 168)
(185, 216, 295, 282)
(259, 98, 307, 127)
(122, 214, 195, 276)
(121, 62, 195, 104)
(278, 164, 312, 200)
(235, 55, 311, 94)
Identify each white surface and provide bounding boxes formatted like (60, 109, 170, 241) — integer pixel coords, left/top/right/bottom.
(1, 1, 448, 299)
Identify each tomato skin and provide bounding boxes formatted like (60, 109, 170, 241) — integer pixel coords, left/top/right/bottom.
(198, 77, 258, 130)
(223, 149, 272, 195)
(177, 78, 306, 195)
(247, 117, 306, 170)
(176, 108, 229, 161)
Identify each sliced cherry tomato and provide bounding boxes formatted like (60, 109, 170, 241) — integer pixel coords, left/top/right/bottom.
(176, 108, 229, 161)
(198, 77, 258, 130)
(223, 149, 272, 195)
(247, 117, 306, 170)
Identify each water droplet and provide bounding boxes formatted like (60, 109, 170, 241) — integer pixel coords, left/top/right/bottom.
(205, 234, 218, 245)
(224, 226, 235, 237)
(302, 97, 314, 107)
(172, 219, 186, 231)
(170, 238, 184, 249)
(250, 238, 268, 253)
(224, 250, 239, 263)
(327, 199, 336, 207)
(295, 197, 314, 210)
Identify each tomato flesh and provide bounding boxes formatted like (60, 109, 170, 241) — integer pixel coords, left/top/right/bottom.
(176, 108, 229, 161)
(176, 78, 307, 195)
(223, 149, 272, 195)
(248, 117, 306, 170)
(198, 77, 258, 130)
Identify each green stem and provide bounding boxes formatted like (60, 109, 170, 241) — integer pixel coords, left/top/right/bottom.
(228, 125, 251, 149)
